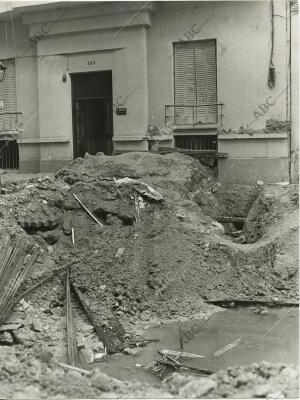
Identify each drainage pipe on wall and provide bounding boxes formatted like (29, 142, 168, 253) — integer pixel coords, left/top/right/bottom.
(286, 0, 292, 182)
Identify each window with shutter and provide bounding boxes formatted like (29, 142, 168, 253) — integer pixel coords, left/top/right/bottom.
(0, 58, 17, 132)
(174, 40, 217, 125)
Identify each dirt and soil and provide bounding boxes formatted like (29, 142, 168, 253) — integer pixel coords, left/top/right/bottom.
(0, 344, 298, 399)
(0, 151, 298, 398)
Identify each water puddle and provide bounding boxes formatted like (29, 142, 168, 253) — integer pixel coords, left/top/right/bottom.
(89, 307, 298, 384)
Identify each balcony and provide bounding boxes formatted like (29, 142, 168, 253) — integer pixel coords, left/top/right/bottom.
(165, 103, 224, 128)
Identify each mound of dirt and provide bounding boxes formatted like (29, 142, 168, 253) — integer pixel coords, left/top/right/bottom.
(55, 152, 212, 202)
(0, 153, 297, 329)
(163, 361, 299, 399)
(243, 184, 298, 243)
(0, 152, 298, 398)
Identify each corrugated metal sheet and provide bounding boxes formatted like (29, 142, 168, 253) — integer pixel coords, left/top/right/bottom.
(0, 233, 38, 326)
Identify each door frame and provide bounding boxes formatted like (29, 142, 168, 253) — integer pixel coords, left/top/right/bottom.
(70, 70, 113, 158)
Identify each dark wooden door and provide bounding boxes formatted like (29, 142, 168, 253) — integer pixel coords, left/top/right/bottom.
(71, 71, 113, 157)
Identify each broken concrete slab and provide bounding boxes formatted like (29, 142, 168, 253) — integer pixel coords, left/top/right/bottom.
(93, 200, 136, 225)
(0, 323, 23, 332)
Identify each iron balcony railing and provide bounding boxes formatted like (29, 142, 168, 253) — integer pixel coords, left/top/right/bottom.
(0, 112, 23, 133)
(165, 103, 224, 127)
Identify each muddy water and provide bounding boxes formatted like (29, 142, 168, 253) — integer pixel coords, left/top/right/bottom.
(91, 307, 298, 384)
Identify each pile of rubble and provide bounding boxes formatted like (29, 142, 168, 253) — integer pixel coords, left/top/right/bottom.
(0, 151, 298, 398)
(0, 344, 298, 399)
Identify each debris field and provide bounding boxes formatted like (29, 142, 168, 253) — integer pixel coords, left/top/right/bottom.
(0, 151, 298, 398)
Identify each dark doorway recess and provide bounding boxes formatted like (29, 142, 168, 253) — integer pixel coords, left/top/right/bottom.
(71, 71, 113, 158)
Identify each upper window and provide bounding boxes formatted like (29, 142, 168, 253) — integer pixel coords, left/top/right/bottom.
(173, 40, 217, 125)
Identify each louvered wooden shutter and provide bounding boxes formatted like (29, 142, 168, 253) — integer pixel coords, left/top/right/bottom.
(174, 40, 217, 125)
(0, 58, 17, 132)
(174, 43, 196, 125)
(195, 40, 217, 124)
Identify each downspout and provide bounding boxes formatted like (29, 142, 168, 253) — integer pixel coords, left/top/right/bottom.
(268, 0, 276, 88)
(286, 0, 292, 181)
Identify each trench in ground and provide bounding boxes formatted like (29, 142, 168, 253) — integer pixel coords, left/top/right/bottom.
(80, 307, 298, 384)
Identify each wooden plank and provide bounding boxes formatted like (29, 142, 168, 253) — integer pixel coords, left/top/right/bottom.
(56, 362, 90, 375)
(66, 270, 79, 367)
(71, 283, 125, 354)
(213, 337, 242, 357)
(160, 349, 206, 359)
(206, 299, 299, 307)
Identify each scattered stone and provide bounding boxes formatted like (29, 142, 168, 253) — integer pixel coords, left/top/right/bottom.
(123, 347, 140, 355)
(259, 308, 269, 315)
(175, 213, 185, 221)
(49, 299, 63, 308)
(91, 370, 118, 391)
(62, 217, 72, 235)
(18, 298, 31, 310)
(12, 327, 35, 347)
(123, 347, 132, 355)
(164, 372, 192, 394)
(34, 344, 54, 362)
(42, 229, 61, 245)
(235, 372, 256, 387)
(0, 331, 14, 345)
(42, 308, 53, 315)
(64, 199, 81, 210)
(179, 378, 217, 398)
(115, 247, 125, 258)
(211, 220, 225, 234)
(273, 253, 297, 278)
(30, 321, 44, 332)
(80, 347, 95, 364)
(94, 352, 107, 361)
(141, 310, 150, 321)
(106, 214, 123, 225)
(233, 235, 247, 244)
(255, 383, 271, 397)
